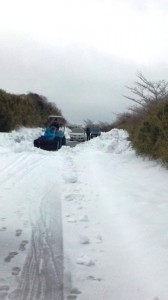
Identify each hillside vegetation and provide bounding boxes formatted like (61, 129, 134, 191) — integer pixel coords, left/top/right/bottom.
(0, 90, 63, 132)
(113, 73, 168, 164)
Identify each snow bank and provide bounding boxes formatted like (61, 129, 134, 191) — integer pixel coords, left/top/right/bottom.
(74, 128, 131, 155)
(0, 127, 42, 152)
(0, 126, 72, 154)
(10, 127, 43, 143)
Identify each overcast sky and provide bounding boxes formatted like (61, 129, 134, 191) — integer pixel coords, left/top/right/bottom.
(0, 0, 168, 124)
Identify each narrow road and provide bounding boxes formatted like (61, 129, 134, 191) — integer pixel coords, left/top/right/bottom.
(66, 140, 82, 148)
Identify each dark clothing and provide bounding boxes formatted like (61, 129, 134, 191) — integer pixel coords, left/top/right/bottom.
(86, 127, 91, 141)
(50, 122, 59, 130)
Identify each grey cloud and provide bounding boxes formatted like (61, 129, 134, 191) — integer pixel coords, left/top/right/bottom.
(0, 34, 167, 124)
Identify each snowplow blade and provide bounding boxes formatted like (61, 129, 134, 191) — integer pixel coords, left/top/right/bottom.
(34, 137, 60, 151)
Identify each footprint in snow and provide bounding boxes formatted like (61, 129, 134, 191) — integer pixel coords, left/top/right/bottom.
(80, 236, 90, 245)
(15, 229, 22, 237)
(19, 240, 29, 251)
(79, 215, 89, 222)
(0, 285, 10, 292)
(71, 177, 78, 183)
(4, 252, 18, 263)
(67, 295, 77, 300)
(65, 194, 74, 201)
(67, 218, 77, 223)
(64, 175, 78, 184)
(95, 235, 103, 243)
(70, 288, 81, 295)
(65, 194, 83, 202)
(12, 267, 21, 276)
(76, 255, 95, 266)
(0, 227, 7, 232)
(87, 275, 102, 281)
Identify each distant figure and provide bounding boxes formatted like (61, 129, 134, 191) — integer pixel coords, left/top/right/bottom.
(86, 127, 91, 141)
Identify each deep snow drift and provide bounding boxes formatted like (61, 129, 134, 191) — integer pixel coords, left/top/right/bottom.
(0, 127, 168, 300)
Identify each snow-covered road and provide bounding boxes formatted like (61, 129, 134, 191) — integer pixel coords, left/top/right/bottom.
(0, 128, 168, 300)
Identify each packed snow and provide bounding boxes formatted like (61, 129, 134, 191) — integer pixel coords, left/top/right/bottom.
(0, 127, 168, 300)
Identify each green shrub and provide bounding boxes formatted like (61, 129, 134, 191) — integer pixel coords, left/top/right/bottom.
(119, 101, 168, 163)
(0, 90, 64, 132)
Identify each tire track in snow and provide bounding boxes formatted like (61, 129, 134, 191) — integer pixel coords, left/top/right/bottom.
(9, 188, 63, 300)
(0, 154, 29, 185)
(0, 153, 28, 174)
(0, 154, 46, 186)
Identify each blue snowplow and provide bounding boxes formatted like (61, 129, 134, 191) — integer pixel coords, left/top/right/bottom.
(34, 116, 66, 151)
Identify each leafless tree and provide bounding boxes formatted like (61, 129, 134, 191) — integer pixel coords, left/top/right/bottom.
(83, 119, 94, 127)
(124, 72, 168, 109)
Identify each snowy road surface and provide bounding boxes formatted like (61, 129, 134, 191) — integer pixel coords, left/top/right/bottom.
(0, 128, 168, 300)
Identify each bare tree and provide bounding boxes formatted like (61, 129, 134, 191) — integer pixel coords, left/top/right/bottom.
(124, 72, 168, 108)
(83, 119, 94, 127)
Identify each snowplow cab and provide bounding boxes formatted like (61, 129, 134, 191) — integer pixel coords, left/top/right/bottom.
(34, 115, 66, 151)
(48, 115, 66, 128)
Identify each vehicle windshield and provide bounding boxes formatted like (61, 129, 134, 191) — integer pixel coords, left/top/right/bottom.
(91, 127, 100, 132)
(72, 128, 84, 133)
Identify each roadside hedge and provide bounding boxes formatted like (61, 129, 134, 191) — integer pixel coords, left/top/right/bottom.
(131, 102, 168, 162)
(117, 100, 168, 163)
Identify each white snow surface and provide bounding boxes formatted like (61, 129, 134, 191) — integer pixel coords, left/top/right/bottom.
(0, 127, 168, 300)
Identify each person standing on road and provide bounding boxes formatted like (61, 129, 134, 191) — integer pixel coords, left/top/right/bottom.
(86, 127, 91, 141)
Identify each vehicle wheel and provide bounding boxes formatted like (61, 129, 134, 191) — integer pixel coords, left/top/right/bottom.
(62, 136, 66, 146)
(59, 138, 62, 149)
(54, 138, 60, 150)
